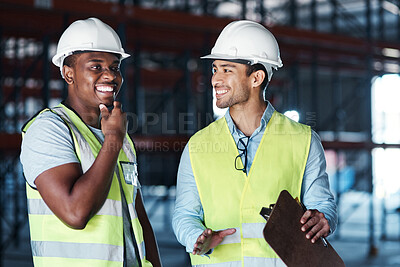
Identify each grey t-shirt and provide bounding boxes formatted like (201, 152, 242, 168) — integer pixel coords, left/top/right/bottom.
(20, 110, 140, 267)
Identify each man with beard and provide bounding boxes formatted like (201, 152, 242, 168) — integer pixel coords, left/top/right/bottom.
(172, 20, 337, 267)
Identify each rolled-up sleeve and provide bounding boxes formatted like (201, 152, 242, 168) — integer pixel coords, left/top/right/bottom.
(301, 130, 338, 234)
(172, 144, 206, 253)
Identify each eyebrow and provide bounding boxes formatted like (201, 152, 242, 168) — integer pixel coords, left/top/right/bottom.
(87, 59, 120, 64)
(212, 63, 237, 68)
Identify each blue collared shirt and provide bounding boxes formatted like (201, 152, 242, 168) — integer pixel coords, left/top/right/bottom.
(172, 102, 337, 253)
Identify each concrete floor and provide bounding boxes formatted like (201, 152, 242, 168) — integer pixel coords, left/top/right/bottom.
(2, 190, 400, 267)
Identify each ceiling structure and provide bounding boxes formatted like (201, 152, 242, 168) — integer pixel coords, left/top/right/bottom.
(0, 0, 399, 143)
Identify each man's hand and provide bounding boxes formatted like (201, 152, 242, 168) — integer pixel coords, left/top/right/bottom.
(99, 101, 127, 146)
(192, 228, 236, 255)
(300, 209, 330, 243)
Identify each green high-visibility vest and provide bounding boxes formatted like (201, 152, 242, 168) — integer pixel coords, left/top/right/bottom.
(188, 111, 311, 267)
(22, 104, 152, 267)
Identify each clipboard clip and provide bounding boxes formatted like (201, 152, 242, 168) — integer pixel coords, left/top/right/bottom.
(260, 204, 275, 221)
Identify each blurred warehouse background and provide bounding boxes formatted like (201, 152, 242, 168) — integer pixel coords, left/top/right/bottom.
(1, 0, 400, 266)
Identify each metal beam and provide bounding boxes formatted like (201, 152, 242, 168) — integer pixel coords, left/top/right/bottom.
(42, 35, 50, 108)
(289, 0, 297, 27)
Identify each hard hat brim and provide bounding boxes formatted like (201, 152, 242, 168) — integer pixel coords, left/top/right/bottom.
(201, 53, 282, 68)
(52, 49, 131, 67)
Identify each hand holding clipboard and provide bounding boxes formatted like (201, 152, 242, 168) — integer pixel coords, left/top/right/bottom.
(260, 190, 345, 267)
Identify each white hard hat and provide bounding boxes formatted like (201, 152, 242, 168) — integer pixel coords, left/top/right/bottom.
(52, 17, 130, 76)
(201, 20, 283, 81)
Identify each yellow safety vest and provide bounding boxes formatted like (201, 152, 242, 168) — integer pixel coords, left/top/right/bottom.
(22, 104, 152, 267)
(188, 111, 311, 267)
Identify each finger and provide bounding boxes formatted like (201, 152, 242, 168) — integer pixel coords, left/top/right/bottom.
(312, 223, 330, 243)
(219, 228, 236, 238)
(193, 244, 204, 255)
(193, 241, 203, 252)
(99, 104, 109, 118)
(300, 210, 312, 224)
(196, 235, 205, 244)
(310, 227, 328, 243)
(306, 223, 323, 240)
(311, 232, 322, 243)
(113, 101, 122, 109)
(203, 228, 212, 238)
(197, 229, 210, 243)
(301, 215, 319, 232)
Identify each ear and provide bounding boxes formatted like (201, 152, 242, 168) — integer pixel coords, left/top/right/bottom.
(252, 70, 265, 88)
(63, 65, 74, 85)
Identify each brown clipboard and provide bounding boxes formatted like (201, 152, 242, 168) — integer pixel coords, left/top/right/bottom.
(261, 190, 345, 267)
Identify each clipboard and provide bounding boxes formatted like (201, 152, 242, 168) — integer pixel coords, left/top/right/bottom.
(260, 190, 345, 267)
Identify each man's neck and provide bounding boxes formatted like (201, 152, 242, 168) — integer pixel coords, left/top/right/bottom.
(64, 98, 101, 128)
(229, 100, 267, 137)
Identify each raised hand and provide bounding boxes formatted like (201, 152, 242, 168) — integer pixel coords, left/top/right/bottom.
(99, 101, 127, 144)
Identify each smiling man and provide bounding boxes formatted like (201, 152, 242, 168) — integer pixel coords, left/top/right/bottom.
(172, 20, 337, 266)
(20, 18, 161, 267)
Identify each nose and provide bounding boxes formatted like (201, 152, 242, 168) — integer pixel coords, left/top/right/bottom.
(102, 68, 117, 80)
(211, 71, 222, 87)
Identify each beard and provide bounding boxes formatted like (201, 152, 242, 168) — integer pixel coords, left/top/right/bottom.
(215, 86, 250, 109)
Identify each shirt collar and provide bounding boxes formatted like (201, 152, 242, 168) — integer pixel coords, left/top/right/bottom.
(224, 101, 276, 136)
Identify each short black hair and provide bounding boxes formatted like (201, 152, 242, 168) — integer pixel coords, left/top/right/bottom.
(246, 63, 268, 90)
(63, 54, 78, 67)
(63, 51, 122, 67)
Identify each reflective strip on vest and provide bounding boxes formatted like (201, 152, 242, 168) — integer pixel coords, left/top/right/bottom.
(122, 137, 136, 162)
(128, 203, 138, 220)
(28, 198, 123, 217)
(31, 241, 123, 262)
(217, 224, 265, 245)
(194, 257, 286, 267)
(51, 107, 95, 173)
(242, 223, 265, 239)
(137, 240, 146, 261)
(218, 227, 240, 245)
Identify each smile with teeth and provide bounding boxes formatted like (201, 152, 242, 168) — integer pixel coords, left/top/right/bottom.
(215, 88, 229, 97)
(96, 85, 114, 93)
